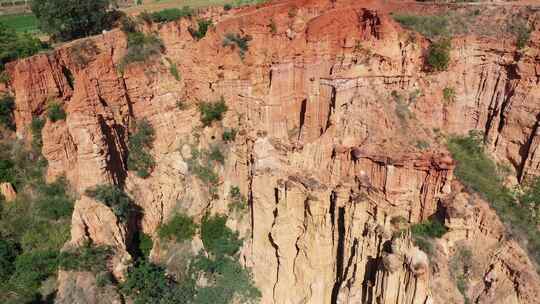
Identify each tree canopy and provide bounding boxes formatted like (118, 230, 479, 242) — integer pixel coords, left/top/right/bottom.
(31, 0, 113, 42)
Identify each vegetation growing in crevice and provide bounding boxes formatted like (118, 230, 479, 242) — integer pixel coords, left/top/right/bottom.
(228, 186, 247, 214)
(189, 19, 213, 41)
(448, 131, 540, 266)
(47, 101, 66, 122)
(198, 97, 228, 127)
(410, 219, 447, 255)
(85, 184, 135, 221)
(167, 58, 181, 81)
(450, 245, 473, 304)
(222, 33, 252, 58)
(128, 118, 156, 178)
(222, 128, 237, 142)
(443, 87, 456, 103)
(186, 146, 222, 197)
(30, 117, 45, 154)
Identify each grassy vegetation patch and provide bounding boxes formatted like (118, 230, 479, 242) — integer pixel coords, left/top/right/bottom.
(119, 31, 164, 72)
(448, 131, 540, 266)
(393, 14, 449, 39)
(0, 14, 39, 33)
(146, 6, 194, 23)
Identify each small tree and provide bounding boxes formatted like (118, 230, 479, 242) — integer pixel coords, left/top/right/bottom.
(31, 0, 113, 42)
(426, 38, 451, 72)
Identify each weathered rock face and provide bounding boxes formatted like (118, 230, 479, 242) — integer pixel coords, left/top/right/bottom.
(3, 0, 540, 303)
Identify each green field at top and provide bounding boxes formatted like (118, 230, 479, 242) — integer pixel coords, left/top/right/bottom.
(0, 13, 39, 33)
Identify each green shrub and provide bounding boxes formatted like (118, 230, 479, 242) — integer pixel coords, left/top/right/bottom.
(0, 94, 15, 130)
(158, 213, 198, 243)
(269, 19, 277, 35)
(427, 38, 451, 72)
(222, 33, 251, 58)
(443, 87, 456, 103)
(191, 253, 261, 304)
(201, 214, 242, 257)
(228, 186, 247, 214)
(189, 19, 212, 41)
(222, 129, 237, 142)
(138, 233, 153, 259)
(122, 261, 172, 304)
(149, 7, 193, 23)
(85, 184, 134, 221)
(168, 61, 180, 81)
(128, 118, 156, 178)
(47, 102, 66, 122)
(411, 219, 447, 238)
(58, 243, 112, 273)
(119, 32, 164, 71)
(393, 14, 449, 39)
(198, 97, 228, 127)
(30, 117, 45, 152)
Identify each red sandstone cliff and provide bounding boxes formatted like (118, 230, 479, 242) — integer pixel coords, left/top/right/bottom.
(2, 0, 540, 303)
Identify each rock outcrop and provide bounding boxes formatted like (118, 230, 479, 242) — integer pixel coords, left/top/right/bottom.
(2, 0, 540, 303)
